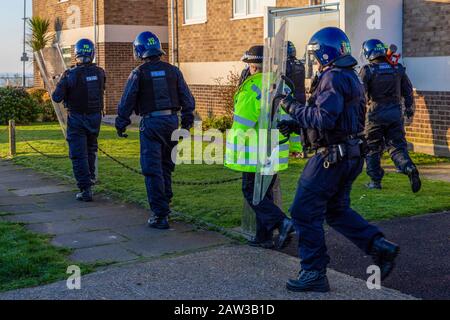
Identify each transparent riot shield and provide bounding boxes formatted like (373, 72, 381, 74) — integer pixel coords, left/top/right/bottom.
(252, 19, 289, 206)
(34, 44, 68, 137)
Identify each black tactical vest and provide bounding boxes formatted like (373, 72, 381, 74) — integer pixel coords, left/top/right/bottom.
(135, 61, 180, 115)
(367, 62, 403, 106)
(306, 68, 365, 148)
(65, 64, 105, 113)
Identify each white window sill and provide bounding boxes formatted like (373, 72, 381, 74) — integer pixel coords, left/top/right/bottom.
(230, 14, 264, 21)
(183, 19, 208, 26)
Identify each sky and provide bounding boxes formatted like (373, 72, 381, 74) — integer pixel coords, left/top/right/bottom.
(0, 0, 32, 75)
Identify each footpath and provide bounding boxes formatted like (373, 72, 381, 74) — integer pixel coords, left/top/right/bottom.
(0, 160, 416, 300)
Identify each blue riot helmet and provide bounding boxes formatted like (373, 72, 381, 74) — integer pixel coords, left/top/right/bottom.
(75, 39, 95, 64)
(306, 27, 352, 68)
(287, 41, 297, 59)
(133, 31, 166, 60)
(362, 39, 388, 61)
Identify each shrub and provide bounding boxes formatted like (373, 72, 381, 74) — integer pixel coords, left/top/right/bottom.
(0, 87, 42, 125)
(27, 88, 58, 122)
(202, 115, 233, 133)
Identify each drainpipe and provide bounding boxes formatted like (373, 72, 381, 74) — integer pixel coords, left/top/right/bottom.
(93, 0, 98, 63)
(170, 0, 176, 65)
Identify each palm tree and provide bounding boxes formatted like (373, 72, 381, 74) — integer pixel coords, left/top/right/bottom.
(27, 16, 53, 52)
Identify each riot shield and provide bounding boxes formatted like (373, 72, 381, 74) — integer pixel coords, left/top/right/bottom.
(252, 19, 289, 206)
(34, 44, 68, 137)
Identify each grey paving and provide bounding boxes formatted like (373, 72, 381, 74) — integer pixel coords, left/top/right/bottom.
(0, 246, 416, 300)
(0, 159, 418, 300)
(12, 185, 73, 197)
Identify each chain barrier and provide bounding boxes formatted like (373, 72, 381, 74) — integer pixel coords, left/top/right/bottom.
(98, 146, 242, 185)
(11, 128, 242, 186)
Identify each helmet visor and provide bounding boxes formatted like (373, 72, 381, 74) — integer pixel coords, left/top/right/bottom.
(305, 44, 320, 80)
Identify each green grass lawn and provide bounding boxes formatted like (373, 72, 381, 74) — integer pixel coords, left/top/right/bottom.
(1, 123, 450, 229)
(0, 221, 93, 292)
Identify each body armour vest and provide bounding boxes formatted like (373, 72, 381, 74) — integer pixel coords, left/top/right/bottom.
(135, 61, 180, 115)
(306, 68, 365, 148)
(65, 64, 105, 113)
(367, 62, 403, 107)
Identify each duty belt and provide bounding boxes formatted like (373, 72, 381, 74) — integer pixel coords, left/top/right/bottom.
(317, 138, 364, 169)
(142, 110, 178, 118)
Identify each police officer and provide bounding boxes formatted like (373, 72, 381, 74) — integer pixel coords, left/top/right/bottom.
(115, 31, 195, 230)
(225, 45, 293, 250)
(52, 39, 105, 202)
(279, 28, 399, 292)
(360, 39, 421, 192)
(285, 41, 307, 158)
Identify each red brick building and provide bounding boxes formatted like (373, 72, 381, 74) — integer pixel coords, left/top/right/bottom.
(33, 0, 169, 115)
(33, 0, 450, 157)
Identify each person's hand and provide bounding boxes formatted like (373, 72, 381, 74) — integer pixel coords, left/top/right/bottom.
(181, 119, 194, 131)
(116, 127, 128, 138)
(404, 108, 414, 119)
(277, 120, 299, 136)
(279, 95, 297, 114)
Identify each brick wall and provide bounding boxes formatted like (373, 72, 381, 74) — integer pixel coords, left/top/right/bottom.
(406, 91, 450, 157)
(403, 0, 450, 156)
(168, 0, 309, 118)
(168, 0, 309, 63)
(403, 0, 450, 57)
(105, 0, 167, 26)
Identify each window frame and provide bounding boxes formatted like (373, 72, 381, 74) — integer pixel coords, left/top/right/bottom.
(232, 0, 275, 20)
(184, 0, 207, 25)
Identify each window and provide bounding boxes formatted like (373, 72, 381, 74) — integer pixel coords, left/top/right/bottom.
(184, 0, 207, 24)
(233, 0, 275, 18)
(61, 46, 72, 66)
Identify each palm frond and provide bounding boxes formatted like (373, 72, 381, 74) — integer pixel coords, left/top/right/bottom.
(27, 17, 54, 52)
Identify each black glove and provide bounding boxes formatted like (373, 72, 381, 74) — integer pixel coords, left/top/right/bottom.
(116, 127, 128, 138)
(277, 120, 300, 137)
(280, 95, 297, 115)
(404, 108, 414, 119)
(181, 119, 194, 131)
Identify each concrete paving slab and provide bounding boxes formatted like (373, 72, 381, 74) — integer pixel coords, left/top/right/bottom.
(0, 245, 416, 300)
(0, 195, 40, 205)
(122, 231, 230, 258)
(51, 230, 127, 249)
(76, 215, 145, 231)
(12, 185, 73, 197)
(0, 204, 46, 214)
(69, 243, 139, 264)
(3, 210, 80, 224)
(113, 222, 194, 239)
(27, 221, 86, 235)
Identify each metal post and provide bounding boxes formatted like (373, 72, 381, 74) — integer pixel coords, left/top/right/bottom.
(22, 0, 27, 88)
(9, 120, 16, 157)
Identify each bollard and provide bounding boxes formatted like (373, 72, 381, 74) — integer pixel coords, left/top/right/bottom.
(8, 120, 16, 157)
(241, 175, 283, 239)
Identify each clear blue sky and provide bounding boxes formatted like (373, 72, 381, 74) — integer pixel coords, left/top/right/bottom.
(0, 0, 32, 74)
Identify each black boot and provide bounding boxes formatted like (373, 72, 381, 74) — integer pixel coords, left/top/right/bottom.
(76, 188, 93, 202)
(248, 237, 274, 249)
(275, 218, 294, 250)
(370, 236, 400, 280)
(405, 166, 421, 193)
(366, 181, 382, 190)
(148, 216, 170, 230)
(286, 269, 330, 293)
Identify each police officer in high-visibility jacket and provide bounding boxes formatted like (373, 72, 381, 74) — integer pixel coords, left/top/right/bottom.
(225, 45, 294, 250)
(115, 31, 195, 230)
(52, 39, 106, 202)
